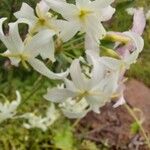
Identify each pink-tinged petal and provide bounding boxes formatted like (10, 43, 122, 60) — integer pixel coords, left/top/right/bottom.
(37, 0, 50, 15)
(131, 8, 146, 36)
(113, 95, 126, 108)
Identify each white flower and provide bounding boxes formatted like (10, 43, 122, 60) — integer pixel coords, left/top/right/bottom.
(0, 91, 21, 123)
(22, 104, 59, 131)
(14, 1, 76, 42)
(45, 0, 115, 51)
(0, 18, 68, 80)
(60, 97, 89, 119)
(44, 56, 119, 117)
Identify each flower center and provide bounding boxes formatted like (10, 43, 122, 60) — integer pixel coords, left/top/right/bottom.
(76, 91, 89, 102)
(38, 18, 46, 26)
(78, 9, 93, 21)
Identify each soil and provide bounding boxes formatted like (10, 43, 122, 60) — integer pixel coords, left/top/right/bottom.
(78, 79, 150, 150)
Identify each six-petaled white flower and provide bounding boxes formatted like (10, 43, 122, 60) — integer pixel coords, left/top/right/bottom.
(0, 1, 145, 121)
(45, 0, 115, 51)
(21, 104, 59, 131)
(14, 0, 78, 42)
(44, 55, 119, 118)
(0, 18, 68, 79)
(0, 91, 21, 123)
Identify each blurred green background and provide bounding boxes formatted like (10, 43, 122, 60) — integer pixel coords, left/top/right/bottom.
(0, 0, 149, 149)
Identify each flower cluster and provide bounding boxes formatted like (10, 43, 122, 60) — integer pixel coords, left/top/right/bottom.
(0, 0, 145, 127)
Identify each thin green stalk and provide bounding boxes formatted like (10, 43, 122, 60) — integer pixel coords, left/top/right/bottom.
(63, 36, 84, 48)
(20, 60, 51, 107)
(72, 118, 81, 128)
(125, 104, 150, 148)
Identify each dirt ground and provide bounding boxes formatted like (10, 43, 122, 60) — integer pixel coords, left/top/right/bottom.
(78, 79, 150, 150)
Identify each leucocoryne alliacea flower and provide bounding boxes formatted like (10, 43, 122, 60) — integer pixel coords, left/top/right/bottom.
(0, 0, 146, 121)
(45, 0, 115, 51)
(0, 91, 21, 123)
(14, 0, 77, 42)
(21, 104, 59, 131)
(0, 18, 68, 80)
(44, 53, 120, 118)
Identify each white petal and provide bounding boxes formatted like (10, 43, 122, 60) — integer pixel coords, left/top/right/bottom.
(2, 50, 21, 66)
(61, 98, 89, 119)
(85, 95, 107, 113)
(113, 95, 126, 108)
(99, 6, 115, 21)
(85, 34, 99, 52)
(86, 51, 105, 87)
(90, 0, 114, 9)
(64, 79, 77, 92)
(14, 3, 36, 25)
(25, 29, 55, 61)
(55, 20, 80, 42)
(75, 0, 90, 7)
(6, 22, 24, 53)
(99, 57, 122, 71)
(45, 0, 77, 20)
(70, 59, 86, 90)
(0, 20, 24, 54)
(28, 58, 69, 80)
(86, 16, 106, 43)
(36, 0, 50, 18)
(93, 71, 119, 95)
(123, 31, 144, 67)
(86, 50, 100, 63)
(44, 88, 75, 102)
(124, 31, 144, 53)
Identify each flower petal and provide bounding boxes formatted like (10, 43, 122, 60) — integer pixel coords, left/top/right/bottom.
(55, 20, 80, 42)
(45, 0, 77, 20)
(98, 6, 115, 21)
(36, 0, 50, 18)
(14, 3, 36, 25)
(64, 79, 77, 92)
(85, 34, 99, 52)
(131, 8, 146, 36)
(44, 88, 75, 102)
(75, 0, 90, 7)
(123, 31, 144, 67)
(28, 58, 69, 80)
(113, 95, 126, 108)
(0, 21, 24, 54)
(61, 98, 89, 118)
(25, 29, 55, 61)
(70, 59, 86, 90)
(90, 0, 114, 9)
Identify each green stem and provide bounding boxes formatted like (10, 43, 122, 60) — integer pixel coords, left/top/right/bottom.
(125, 104, 150, 148)
(0, 94, 9, 101)
(20, 60, 51, 107)
(63, 36, 84, 48)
